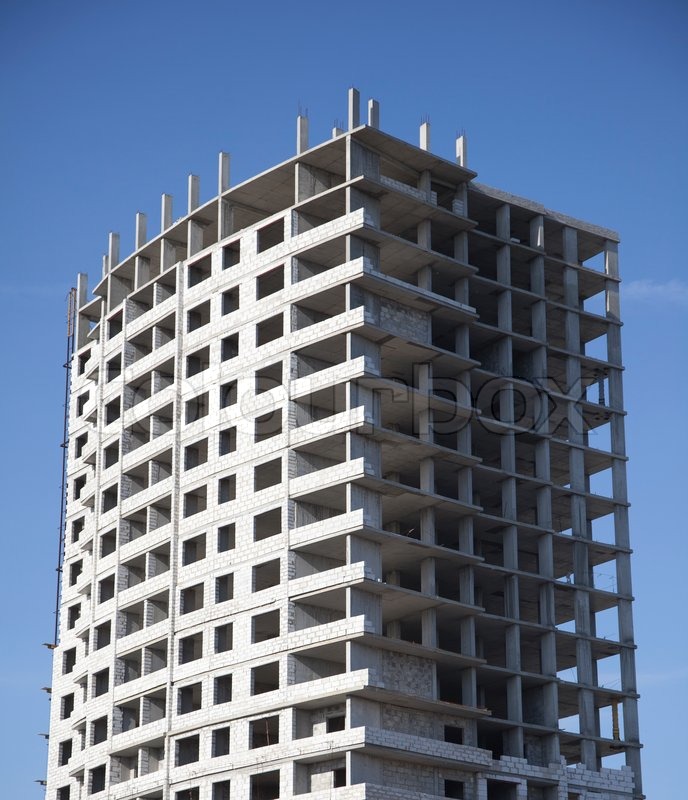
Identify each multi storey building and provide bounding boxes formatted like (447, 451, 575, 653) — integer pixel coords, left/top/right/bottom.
(46, 89, 641, 800)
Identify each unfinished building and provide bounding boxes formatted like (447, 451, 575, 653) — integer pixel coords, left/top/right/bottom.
(46, 89, 641, 800)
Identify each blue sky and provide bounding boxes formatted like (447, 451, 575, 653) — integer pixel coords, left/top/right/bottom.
(0, 0, 685, 795)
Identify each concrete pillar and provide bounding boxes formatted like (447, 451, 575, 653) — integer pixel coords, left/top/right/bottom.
(416, 264, 432, 291)
(187, 174, 200, 214)
(367, 98, 380, 128)
(461, 665, 477, 709)
(454, 231, 468, 263)
(134, 256, 150, 290)
(420, 121, 430, 151)
(459, 517, 474, 555)
(218, 151, 230, 194)
(161, 193, 173, 232)
(456, 133, 467, 167)
(420, 460, 434, 499)
(135, 212, 147, 250)
(419, 169, 432, 201)
(413, 214, 428, 248)
(296, 114, 309, 154)
(188, 219, 203, 258)
(454, 324, 469, 358)
(421, 558, 437, 648)
(75, 272, 90, 348)
(220, 201, 233, 240)
(530, 215, 544, 249)
(161, 238, 176, 271)
(496, 204, 510, 240)
(562, 226, 578, 265)
(348, 87, 360, 129)
(453, 183, 468, 216)
(459, 565, 474, 607)
(420, 507, 435, 544)
(108, 232, 120, 270)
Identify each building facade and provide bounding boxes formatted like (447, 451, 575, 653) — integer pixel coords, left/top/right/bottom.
(46, 90, 641, 800)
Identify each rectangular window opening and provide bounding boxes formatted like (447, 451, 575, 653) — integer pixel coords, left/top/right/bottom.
(218, 523, 236, 552)
(222, 287, 240, 315)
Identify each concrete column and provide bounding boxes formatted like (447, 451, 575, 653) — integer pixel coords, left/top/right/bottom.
(503, 519, 522, 758)
(421, 558, 437, 648)
(367, 98, 380, 128)
(459, 517, 474, 555)
(188, 219, 203, 258)
(420, 121, 430, 151)
(348, 87, 360, 129)
(457, 467, 472, 505)
(108, 232, 120, 270)
(160, 193, 173, 232)
(415, 362, 433, 443)
(348, 587, 381, 633)
(456, 133, 467, 167)
(218, 151, 230, 194)
(135, 212, 147, 250)
(347, 534, 381, 579)
(134, 256, 150, 290)
(496, 204, 510, 240)
(562, 226, 578, 265)
(161, 238, 176, 271)
(530, 215, 544, 249)
(531, 256, 546, 360)
(506, 676, 524, 758)
(420, 507, 435, 544)
(220, 201, 233, 240)
(604, 239, 619, 278)
(296, 115, 309, 154)
(454, 324, 469, 358)
(454, 231, 468, 263)
(498, 286, 512, 332)
(187, 174, 199, 213)
(461, 665, 477, 708)
(501, 479, 518, 530)
(453, 182, 468, 216)
(459, 565, 474, 607)
(75, 272, 90, 348)
(537, 482, 561, 762)
(416, 264, 433, 291)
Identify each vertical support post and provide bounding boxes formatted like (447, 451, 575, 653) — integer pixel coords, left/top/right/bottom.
(135, 212, 147, 250)
(530, 215, 545, 249)
(367, 98, 380, 128)
(188, 174, 200, 214)
(420, 121, 430, 151)
(456, 133, 467, 167)
(108, 232, 120, 270)
(218, 152, 230, 194)
(296, 115, 309, 154)
(161, 194, 173, 232)
(348, 87, 360, 129)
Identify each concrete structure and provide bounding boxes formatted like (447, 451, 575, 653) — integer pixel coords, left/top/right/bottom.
(46, 89, 642, 800)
